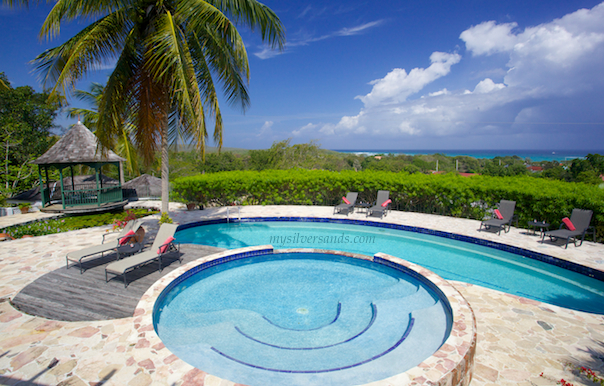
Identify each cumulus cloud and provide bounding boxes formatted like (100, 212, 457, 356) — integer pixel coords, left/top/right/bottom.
(472, 78, 506, 94)
(357, 52, 461, 107)
(299, 2, 604, 148)
(460, 21, 519, 56)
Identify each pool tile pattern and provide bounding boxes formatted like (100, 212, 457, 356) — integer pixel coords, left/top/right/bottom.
(148, 248, 475, 384)
(0, 203, 603, 385)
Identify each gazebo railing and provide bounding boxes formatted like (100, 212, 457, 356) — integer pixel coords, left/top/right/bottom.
(61, 186, 123, 207)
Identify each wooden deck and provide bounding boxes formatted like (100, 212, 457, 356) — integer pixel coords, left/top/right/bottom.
(11, 244, 225, 322)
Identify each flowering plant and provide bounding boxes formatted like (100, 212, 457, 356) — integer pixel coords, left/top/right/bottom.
(111, 210, 138, 231)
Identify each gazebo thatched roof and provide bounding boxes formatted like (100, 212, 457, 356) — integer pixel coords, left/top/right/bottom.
(123, 174, 162, 199)
(33, 122, 125, 165)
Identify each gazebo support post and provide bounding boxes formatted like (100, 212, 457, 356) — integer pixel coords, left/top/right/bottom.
(59, 167, 66, 210)
(95, 165, 101, 207)
(70, 165, 75, 192)
(37, 165, 45, 208)
(45, 166, 50, 206)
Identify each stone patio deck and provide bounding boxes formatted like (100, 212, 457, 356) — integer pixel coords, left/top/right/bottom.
(0, 203, 603, 386)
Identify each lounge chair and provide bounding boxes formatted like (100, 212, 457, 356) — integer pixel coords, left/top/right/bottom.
(367, 190, 391, 218)
(105, 223, 181, 287)
(480, 200, 516, 235)
(542, 209, 594, 249)
(334, 192, 358, 215)
(66, 219, 143, 274)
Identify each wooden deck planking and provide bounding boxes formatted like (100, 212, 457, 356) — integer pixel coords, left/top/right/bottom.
(11, 244, 224, 321)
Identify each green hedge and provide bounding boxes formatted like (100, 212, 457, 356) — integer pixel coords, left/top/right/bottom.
(172, 170, 604, 241)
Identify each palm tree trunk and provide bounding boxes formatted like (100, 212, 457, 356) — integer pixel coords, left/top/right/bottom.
(161, 119, 169, 214)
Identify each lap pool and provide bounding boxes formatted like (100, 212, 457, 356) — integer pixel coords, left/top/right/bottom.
(175, 218, 604, 314)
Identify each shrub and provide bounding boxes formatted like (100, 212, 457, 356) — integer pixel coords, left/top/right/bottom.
(172, 170, 604, 242)
(1, 208, 158, 239)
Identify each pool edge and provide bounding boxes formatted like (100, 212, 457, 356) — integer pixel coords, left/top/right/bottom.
(176, 216, 604, 282)
(136, 246, 476, 386)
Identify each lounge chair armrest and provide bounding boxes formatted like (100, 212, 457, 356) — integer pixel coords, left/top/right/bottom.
(117, 234, 135, 244)
(157, 241, 180, 255)
(102, 231, 118, 244)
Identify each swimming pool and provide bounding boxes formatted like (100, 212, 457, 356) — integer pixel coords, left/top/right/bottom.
(151, 247, 475, 386)
(176, 218, 604, 314)
(154, 251, 453, 385)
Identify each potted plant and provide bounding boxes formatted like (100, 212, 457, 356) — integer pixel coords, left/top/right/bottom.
(18, 203, 31, 214)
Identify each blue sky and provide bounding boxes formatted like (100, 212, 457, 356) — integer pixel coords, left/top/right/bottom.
(1, 0, 604, 151)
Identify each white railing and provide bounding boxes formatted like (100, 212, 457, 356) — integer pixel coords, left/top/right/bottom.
(226, 206, 241, 223)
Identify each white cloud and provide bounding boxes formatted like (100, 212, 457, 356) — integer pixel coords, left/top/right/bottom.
(428, 88, 450, 97)
(254, 20, 385, 59)
(292, 123, 318, 136)
(473, 78, 506, 94)
(254, 47, 282, 60)
(335, 20, 385, 36)
(460, 21, 519, 56)
(357, 52, 461, 107)
(295, 2, 604, 149)
(257, 121, 273, 137)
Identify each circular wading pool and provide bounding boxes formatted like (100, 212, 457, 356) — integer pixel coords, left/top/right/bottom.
(152, 248, 476, 386)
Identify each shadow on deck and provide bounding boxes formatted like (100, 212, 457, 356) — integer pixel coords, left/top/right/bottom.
(11, 243, 224, 322)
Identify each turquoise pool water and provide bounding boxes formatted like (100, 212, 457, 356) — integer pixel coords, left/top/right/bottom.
(154, 252, 452, 386)
(176, 220, 604, 314)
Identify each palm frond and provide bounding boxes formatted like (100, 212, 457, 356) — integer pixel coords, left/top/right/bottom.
(202, 0, 286, 50)
(40, 0, 129, 39)
(146, 11, 207, 157)
(35, 10, 130, 99)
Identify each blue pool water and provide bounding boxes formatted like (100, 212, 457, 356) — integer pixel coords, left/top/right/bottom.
(154, 252, 452, 386)
(176, 220, 604, 314)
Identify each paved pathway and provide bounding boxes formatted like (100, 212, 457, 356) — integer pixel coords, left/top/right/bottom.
(0, 203, 602, 385)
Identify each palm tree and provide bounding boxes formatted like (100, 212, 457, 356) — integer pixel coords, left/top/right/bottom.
(28, 0, 285, 213)
(68, 82, 140, 178)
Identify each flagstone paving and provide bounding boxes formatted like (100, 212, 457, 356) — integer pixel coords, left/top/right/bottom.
(0, 203, 603, 385)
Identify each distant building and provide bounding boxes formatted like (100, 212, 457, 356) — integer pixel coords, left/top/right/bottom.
(527, 166, 544, 172)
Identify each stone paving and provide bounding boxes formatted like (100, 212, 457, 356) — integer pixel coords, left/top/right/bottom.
(0, 203, 603, 386)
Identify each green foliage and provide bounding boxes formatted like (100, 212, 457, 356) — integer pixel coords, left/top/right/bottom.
(199, 152, 245, 173)
(173, 170, 604, 242)
(247, 139, 338, 171)
(0, 72, 60, 196)
(158, 212, 173, 224)
(0, 208, 158, 239)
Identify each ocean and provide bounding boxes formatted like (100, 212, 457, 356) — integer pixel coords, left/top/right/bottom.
(333, 149, 604, 162)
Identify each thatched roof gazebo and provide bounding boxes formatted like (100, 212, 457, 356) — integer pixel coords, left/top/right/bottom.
(123, 174, 162, 200)
(32, 122, 128, 213)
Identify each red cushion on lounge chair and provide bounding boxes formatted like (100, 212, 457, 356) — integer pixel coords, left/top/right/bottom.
(494, 209, 503, 220)
(342, 197, 351, 204)
(381, 199, 391, 208)
(119, 230, 136, 245)
(158, 236, 176, 254)
(562, 217, 576, 231)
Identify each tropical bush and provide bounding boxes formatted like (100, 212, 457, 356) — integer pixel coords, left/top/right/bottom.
(172, 169, 604, 241)
(1, 208, 158, 239)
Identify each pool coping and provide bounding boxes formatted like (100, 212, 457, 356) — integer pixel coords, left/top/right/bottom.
(135, 246, 477, 386)
(176, 216, 604, 282)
